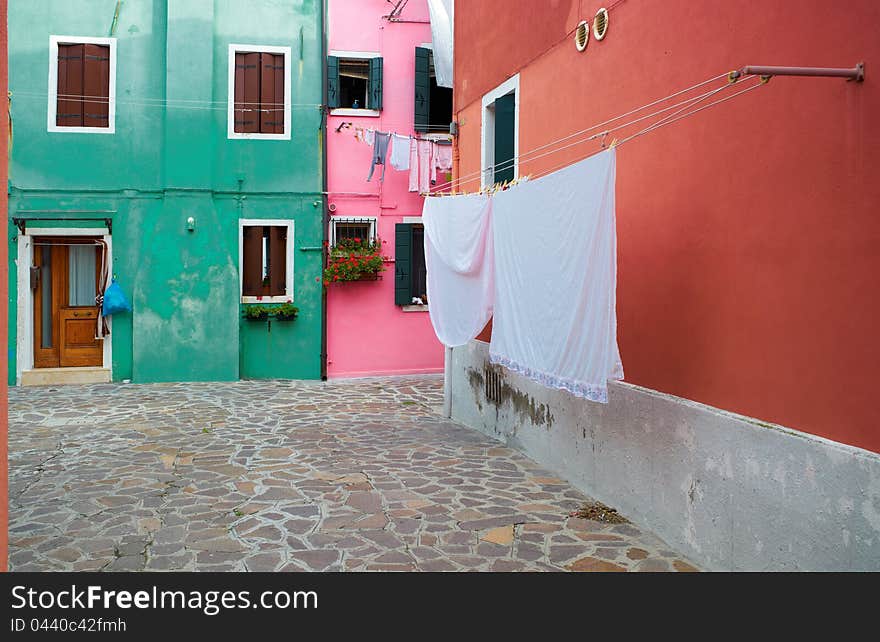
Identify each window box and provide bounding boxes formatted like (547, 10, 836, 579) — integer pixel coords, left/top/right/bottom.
(323, 237, 388, 285)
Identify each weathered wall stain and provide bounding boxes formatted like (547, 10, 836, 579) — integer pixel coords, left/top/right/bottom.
(466, 363, 554, 429)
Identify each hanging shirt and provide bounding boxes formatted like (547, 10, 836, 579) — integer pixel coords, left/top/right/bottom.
(408, 139, 434, 193)
(390, 134, 412, 171)
(422, 193, 494, 347)
(489, 149, 622, 403)
(431, 142, 453, 184)
(367, 132, 391, 182)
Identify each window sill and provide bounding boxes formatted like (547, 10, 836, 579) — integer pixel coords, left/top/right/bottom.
(330, 108, 381, 118)
(47, 126, 115, 134)
(241, 296, 292, 304)
(228, 132, 291, 141)
(402, 305, 429, 313)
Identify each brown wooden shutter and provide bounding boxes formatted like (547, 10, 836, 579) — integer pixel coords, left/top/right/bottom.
(242, 226, 264, 296)
(57, 44, 84, 126)
(268, 226, 287, 296)
(82, 44, 110, 128)
(234, 52, 260, 133)
(259, 53, 284, 134)
(273, 54, 284, 134)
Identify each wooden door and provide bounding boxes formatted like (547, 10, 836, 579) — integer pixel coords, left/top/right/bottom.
(32, 238, 104, 368)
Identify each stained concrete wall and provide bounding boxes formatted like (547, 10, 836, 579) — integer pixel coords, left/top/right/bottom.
(450, 340, 880, 571)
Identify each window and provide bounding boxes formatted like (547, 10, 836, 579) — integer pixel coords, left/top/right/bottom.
(481, 74, 519, 188)
(239, 220, 294, 302)
(414, 47, 453, 133)
(48, 35, 116, 133)
(327, 52, 383, 113)
(394, 223, 428, 307)
(228, 44, 291, 140)
(329, 217, 377, 246)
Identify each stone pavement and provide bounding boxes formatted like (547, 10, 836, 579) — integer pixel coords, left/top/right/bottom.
(8, 376, 699, 572)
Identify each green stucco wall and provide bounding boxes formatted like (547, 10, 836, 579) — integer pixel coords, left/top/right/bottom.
(7, 0, 324, 384)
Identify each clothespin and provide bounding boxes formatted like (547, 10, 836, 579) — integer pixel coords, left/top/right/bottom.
(600, 131, 609, 149)
(609, 137, 618, 149)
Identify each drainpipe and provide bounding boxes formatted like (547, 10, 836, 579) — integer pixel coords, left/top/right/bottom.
(319, 0, 329, 381)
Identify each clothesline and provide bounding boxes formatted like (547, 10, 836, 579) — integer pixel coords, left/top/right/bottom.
(429, 70, 767, 195)
(346, 124, 454, 192)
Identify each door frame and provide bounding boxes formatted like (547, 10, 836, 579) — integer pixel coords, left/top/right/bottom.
(16, 227, 113, 384)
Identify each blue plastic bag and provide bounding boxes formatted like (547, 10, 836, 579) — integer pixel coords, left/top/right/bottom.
(102, 279, 131, 316)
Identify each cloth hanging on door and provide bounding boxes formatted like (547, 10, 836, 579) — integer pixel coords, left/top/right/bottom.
(389, 133, 412, 171)
(489, 149, 622, 403)
(367, 131, 391, 182)
(422, 193, 494, 347)
(94, 240, 111, 339)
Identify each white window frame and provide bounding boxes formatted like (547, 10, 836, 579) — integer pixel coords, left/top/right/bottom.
(227, 44, 292, 141)
(329, 49, 381, 117)
(238, 219, 295, 303)
(481, 74, 520, 189)
(329, 216, 377, 247)
(47, 35, 117, 134)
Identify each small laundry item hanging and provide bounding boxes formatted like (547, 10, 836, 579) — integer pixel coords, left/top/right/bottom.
(422, 193, 494, 347)
(390, 133, 411, 171)
(409, 139, 434, 193)
(432, 142, 453, 184)
(367, 131, 391, 182)
(489, 149, 623, 403)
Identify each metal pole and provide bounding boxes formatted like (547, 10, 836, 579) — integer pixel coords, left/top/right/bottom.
(740, 63, 864, 82)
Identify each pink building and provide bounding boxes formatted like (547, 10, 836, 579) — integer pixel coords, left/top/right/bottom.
(326, 0, 450, 377)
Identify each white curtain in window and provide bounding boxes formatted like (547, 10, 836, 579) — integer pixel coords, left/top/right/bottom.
(427, 0, 454, 88)
(69, 245, 96, 307)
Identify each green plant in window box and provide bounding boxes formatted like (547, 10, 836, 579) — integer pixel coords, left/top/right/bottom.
(274, 302, 299, 321)
(322, 237, 388, 285)
(243, 304, 270, 321)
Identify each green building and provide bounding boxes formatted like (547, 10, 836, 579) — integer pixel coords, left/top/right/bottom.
(6, 0, 326, 385)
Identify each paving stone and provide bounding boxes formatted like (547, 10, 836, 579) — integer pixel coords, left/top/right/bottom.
(567, 556, 627, 572)
(7, 376, 697, 573)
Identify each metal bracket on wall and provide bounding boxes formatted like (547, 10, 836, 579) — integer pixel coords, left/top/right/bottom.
(12, 216, 114, 234)
(299, 246, 323, 252)
(731, 62, 865, 82)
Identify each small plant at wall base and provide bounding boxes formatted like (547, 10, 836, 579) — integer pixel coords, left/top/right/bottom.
(323, 237, 388, 284)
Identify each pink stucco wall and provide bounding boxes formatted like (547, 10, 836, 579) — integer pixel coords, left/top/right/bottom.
(326, 0, 443, 377)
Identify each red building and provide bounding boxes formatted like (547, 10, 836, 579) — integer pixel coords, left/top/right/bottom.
(454, 0, 879, 454)
(448, 0, 880, 570)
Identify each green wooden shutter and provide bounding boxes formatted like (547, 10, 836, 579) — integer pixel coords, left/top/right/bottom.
(414, 47, 431, 132)
(369, 56, 383, 111)
(395, 223, 414, 306)
(327, 55, 340, 109)
(493, 92, 516, 185)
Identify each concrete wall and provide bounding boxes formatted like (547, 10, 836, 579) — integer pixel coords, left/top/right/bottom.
(453, 0, 880, 453)
(450, 340, 880, 571)
(7, 0, 324, 383)
(325, 0, 444, 377)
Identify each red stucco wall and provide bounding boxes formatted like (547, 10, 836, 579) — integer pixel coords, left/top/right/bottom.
(454, 0, 880, 453)
(1, 0, 9, 571)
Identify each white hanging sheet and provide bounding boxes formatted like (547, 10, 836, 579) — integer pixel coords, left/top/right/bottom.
(427, 0, 454, 88)
(422, 193, 494, 347)
(489, 149, 623, 403)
